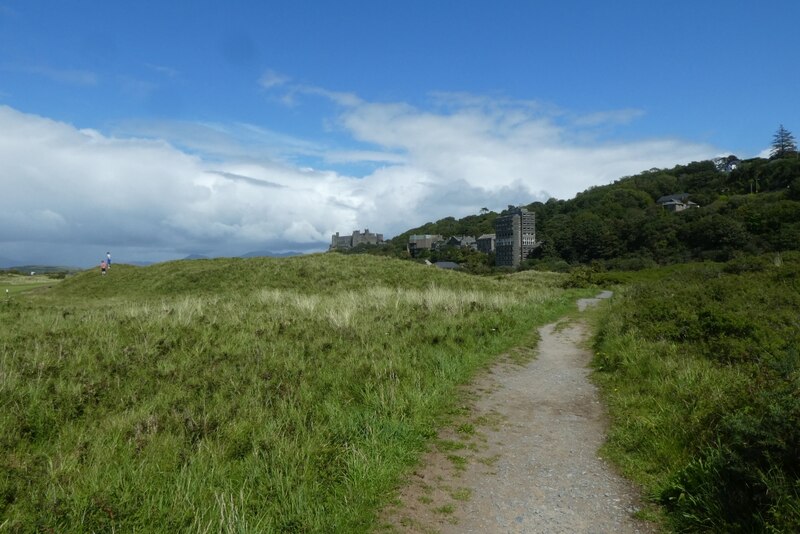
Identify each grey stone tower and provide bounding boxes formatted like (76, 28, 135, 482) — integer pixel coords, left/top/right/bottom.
(494, 207, 536, 267)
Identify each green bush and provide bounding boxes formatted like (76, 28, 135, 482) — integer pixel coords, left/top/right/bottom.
(593, 256, 800, 531)
(662, 365, 800, 532)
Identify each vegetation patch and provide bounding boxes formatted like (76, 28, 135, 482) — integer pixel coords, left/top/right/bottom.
(435, 439, 466, 452)
(449, 488, 472, 501)
(477, 454, 502, 467)
(592, 253, 800, 532)
(0, 273, 61, 295)
(446, 455, 468, 472)
(433, 504, 455, 515)
(0, 254, 583, 532)
(456, 423, 476, 436)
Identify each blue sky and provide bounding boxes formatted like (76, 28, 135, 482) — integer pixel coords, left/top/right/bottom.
(1, 1, 798, 266)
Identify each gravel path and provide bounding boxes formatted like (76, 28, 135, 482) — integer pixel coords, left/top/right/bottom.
(379, 292, 655, 533)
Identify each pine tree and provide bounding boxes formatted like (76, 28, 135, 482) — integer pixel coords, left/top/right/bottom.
(770, 124, 797, 158)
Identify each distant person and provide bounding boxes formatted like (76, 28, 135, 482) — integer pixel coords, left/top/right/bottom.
(100, 260, 107, 275)
(106, 251, 112, 269)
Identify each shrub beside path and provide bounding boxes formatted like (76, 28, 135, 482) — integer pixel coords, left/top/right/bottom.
(379, 291, 656, 533)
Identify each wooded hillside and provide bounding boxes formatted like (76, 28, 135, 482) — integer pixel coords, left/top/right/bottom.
(355, 154, 800, 271)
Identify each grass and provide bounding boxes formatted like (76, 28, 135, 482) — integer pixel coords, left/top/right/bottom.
(0, 253, 588, 532)
(449, 488, 471, 501)
(446, 455, 468, 472)
(432, 504, 454, 515)
(0, 273, 60, 296)
(435, 439, 465, 452)
(591, 253, 800, 532)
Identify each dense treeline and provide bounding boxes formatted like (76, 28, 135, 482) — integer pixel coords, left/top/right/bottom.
(352, 154, 800, 271)
(530, 156, 800, 269)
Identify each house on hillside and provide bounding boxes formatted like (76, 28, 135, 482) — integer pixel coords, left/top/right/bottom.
(657, 193, 698, 212)
(407, 234, 444, 257)
(444, 235, 477, 250)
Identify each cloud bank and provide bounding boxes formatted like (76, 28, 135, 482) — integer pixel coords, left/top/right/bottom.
(1, 91, 717, 266)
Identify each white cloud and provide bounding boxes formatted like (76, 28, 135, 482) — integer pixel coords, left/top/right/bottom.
(323, 150, 406, 165)
(333, 97, 714, 202)
(111, 119, 323, 163)
(0, 89, 719, 266)
(757, 147, 772, 159)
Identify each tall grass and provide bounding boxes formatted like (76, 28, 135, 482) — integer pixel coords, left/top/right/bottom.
(0, 254, 583, 532)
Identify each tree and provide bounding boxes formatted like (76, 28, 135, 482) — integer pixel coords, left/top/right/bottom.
(770, 124, 797, 158)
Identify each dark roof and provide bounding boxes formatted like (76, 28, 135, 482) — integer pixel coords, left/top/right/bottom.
(434, 261, 460, 270)
(657, 193, 690, 204)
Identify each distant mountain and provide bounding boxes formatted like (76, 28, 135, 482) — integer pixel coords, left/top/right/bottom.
(182, 254, 210, 260)
(240, 250, 305, 258)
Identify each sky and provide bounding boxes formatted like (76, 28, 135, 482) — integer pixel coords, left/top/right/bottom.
(1, 1, 798, 267)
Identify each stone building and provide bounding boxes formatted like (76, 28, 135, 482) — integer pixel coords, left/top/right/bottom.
(407, 234, 443, 257)
(494, 207, 537, 267)
(476, 233, 496, 254)
(444, 235, 477, 250)
(330, 229, 384, 250)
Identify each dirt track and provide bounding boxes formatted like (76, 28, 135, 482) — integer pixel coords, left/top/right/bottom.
(379, 292, 655, 533)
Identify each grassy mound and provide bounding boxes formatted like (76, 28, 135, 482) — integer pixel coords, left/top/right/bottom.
(53, 254, 548, 298)
(1, 254, 582, 532)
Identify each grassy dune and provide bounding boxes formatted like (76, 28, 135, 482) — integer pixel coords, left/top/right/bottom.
(1, 254, 584, 532)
